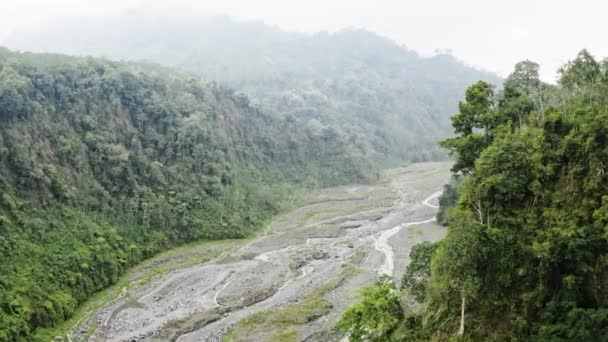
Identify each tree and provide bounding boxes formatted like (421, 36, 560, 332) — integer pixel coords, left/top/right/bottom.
(559, 49, 602, 91)
(424, 50, 608, 340)
(0, 64, 32, 120)
(338, 277, 403, 341)
(401, 242, 438, 302)
(440, 81, 495, 174)
(506, 60, 545, 116)
(0, 48, 384, 339)
(497, 84, 535, 129)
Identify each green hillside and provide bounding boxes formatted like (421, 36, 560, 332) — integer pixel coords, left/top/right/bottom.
(4, 13, 501, 163)
(339, 50, 608, 341)
(0, 48, 374, 340)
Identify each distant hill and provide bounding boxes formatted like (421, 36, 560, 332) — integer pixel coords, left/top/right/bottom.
(4, 12, 502, 163)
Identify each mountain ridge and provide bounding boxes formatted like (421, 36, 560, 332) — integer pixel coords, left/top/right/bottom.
(4, 13, 502, 163)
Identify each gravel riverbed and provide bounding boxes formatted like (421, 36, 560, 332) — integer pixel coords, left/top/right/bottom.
(70, 162, 450, 342)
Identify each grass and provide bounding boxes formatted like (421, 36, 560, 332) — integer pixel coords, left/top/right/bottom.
(408, 226, 423, 238)
(272, 329, 299, 341)
(296, 203, 388, 228)
(218, 277, 283, 307)
(291, 180, 399, 229)
(83, 322, 97, 340)
(240, 295, 332, 329)
(226, 251, 367, 341)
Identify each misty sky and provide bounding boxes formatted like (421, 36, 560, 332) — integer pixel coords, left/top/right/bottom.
(1, 0, 606, 82)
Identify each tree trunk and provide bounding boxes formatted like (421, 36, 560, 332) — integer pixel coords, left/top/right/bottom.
(472, 200, 483, 224)
(458, 293, 466, 336)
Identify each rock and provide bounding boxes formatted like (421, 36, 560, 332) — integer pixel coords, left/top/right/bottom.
(312, 250, 329, 260)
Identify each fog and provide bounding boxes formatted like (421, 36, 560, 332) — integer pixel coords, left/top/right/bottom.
(1, 0, 606, 81)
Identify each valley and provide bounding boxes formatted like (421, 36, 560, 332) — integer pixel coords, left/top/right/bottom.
(2, 3, 607, 341)
(67, 162, 450, 342)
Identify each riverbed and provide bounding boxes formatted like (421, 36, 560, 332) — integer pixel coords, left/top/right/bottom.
(70, 162, 450, 342)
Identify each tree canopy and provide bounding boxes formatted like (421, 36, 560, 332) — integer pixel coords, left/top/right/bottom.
(340, 49, 608, 341)
(423, 49, 608, 340)
(0, 48, 376, 340)
(5, 14, 501, 165)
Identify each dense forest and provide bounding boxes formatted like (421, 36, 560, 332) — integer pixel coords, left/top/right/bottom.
(4, 12, 501, 164)
(0, 48, 379, 340)
(4, 5, 607, 342)
(338, 50, 608, 340)
(0, 15, 502, 339)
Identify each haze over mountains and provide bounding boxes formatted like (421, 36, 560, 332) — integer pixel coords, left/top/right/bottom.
(4, 3, 608, 341)
(4, 11, 501, 163)
(0, 9, 507, 340)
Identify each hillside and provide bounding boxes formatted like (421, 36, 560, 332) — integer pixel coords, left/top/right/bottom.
(0, 48, 375, 340)
(0, 12, 504, 340)
(3, 12, 501, 163)
(338, 51, 608, 341)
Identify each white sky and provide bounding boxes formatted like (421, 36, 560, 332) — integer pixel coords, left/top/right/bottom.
(1, 0, 606, 82)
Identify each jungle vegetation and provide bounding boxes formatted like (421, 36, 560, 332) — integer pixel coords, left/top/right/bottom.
(339, 50, 608, 341)
(4, 12, 501, 165)
(0, 48, 375, 340)
(0, 19, 502, 339)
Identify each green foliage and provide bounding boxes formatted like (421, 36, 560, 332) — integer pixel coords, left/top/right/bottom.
(559, 49, 603, 91)
(271, 330, 298, 342)
(410, 50, 608, 340)
(338, 277, 402, 341)
(5, 15, 502, 165)
(441, 80, 535, 175)
(498, 83, 535, 128)
(436, 176, 462, 226)
(505, 60, 548, 118)
(401, 242, 438, 302)
(440, 81, 496, 174)
(0, 64, 33, 120)
(241, 296, 332, 330)
(0, 48, 375, 340)
(389, 312, 430, 342)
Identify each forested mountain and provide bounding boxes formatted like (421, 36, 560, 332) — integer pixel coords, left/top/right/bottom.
(4, 12, 501, 163)
(0, 10, 505, 340)
(0, 48, 376, 340)
(339, 50, 608, 340)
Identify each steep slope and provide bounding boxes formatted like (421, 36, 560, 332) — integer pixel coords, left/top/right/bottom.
(0, 48, 374, 340)
(4, 12, 502, 163)
(338, 50, 608, 341)
(415, 51, 608, 341)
